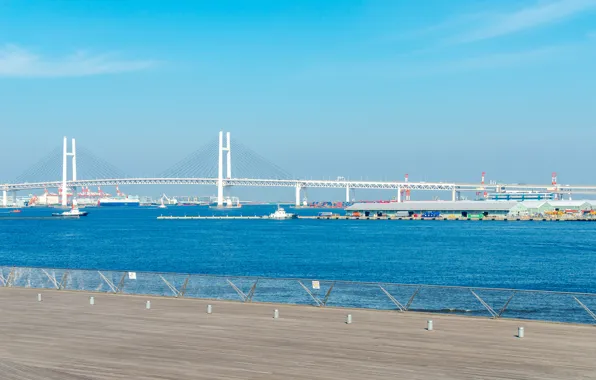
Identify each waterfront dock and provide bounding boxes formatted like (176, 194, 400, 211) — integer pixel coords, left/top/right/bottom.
(1, 287, 594, 379)
(157, 215, 263, 220)
(156, 214, 596, 221)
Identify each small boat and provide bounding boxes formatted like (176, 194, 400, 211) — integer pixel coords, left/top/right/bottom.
(10, 209, 21, 213)
(52, 206, 88, 217)
(266, 206, 296, 220)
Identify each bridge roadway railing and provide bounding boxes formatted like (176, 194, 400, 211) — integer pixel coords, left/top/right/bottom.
(1, 265, 595, 325)
(6, 177, 596, 194)
(2, 177, 459, 191)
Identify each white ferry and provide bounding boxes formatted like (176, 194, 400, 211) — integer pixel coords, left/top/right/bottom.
(98, 196, 141, 207)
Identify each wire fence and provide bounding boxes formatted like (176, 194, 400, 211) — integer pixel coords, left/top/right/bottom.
(1, 266, 595, 325)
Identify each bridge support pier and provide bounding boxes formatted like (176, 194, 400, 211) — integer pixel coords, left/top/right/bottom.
(397, 186, 401, 203)
(452, 188, 457, 202)
(2, 189, 7, 207)
(345, 186, 350, 203)
(295, 185, 301, 207)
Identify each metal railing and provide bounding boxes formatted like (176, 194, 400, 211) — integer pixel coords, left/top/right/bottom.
(0, 266, 595, 325)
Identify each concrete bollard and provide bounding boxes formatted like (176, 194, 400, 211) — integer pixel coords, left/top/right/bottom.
(273, 309, 279, 319)
(346, 314, 352, 324)
(146, 300, 151, 309)
(89, 296, 95, 305)
(207, 304, 212, 314)
(427, 320, 433, 331)
(37, 293, 42, 302)
(518, 327, 524, 338)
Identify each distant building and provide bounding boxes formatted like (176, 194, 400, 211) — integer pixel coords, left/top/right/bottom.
(508, 201, 594, 216)
(345, 200, 596, 218)
(345, 201, 517, 218)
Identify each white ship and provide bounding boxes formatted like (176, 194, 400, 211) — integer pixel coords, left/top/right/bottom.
(52, 201, 88, 217)
(266, 206, 296, 220)
(98, 196, 141, 207)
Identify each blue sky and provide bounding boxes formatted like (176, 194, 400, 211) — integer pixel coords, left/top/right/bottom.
(1, 0, 595, 194)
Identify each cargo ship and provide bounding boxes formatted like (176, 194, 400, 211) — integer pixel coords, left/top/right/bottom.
(98, 196, 140, 207)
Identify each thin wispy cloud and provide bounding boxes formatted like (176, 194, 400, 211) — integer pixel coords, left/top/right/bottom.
(440, 45, 567, 72)
(456, 0, 596, 43)
(301, 42, 580, 80)
(0, 45, 156, 78)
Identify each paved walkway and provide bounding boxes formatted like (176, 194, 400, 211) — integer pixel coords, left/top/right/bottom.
(0, 288, 594, 379)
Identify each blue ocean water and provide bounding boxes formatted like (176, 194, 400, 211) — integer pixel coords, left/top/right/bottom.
(1, 205, 595, 294)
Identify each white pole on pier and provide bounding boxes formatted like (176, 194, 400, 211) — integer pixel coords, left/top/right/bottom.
(61, 136, 68, 207)
(217, 131, 224, 207)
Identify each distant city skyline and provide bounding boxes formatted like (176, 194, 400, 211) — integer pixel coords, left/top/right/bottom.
(1, 0, 595, 189)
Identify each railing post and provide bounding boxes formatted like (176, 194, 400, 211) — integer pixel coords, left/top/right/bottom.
(116, 272, 127, 293)
(405, 286, 422, 311)
(379, 285, 406, 311)
(470, 290, 498, 318)
(226, 279, 248, 302)
(573, 296, 596, 322)
(179, 275, 191, 297)
(321, 282, 335, 307)
(59, 271, 69, 290)
(246, 279, 259, 303)
(297, 280, 322, 307)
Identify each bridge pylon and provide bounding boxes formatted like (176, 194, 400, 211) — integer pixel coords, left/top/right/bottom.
(61, 137, 77, 207)
(217, 131, 232, 207)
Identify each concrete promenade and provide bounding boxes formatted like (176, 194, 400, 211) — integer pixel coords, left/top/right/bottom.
(0, 288, 594, 379)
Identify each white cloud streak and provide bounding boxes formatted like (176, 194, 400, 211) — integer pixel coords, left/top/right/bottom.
(0, 45, 156, 78)
(457, 0, 596, 43)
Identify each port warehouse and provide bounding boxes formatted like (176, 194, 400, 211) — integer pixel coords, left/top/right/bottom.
(345, 200, 596, 218)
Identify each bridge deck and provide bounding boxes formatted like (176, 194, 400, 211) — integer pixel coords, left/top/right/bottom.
(0, 288, 594, 379)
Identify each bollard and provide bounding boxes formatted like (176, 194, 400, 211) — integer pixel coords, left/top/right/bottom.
(37, 293, 42, 302)
(427, 320, 433, 331)
(273, 309, 279, 319)
(89, 296, 95, 305)
(207, 304, 212, 314)
(518, 327, 524, 338)
(346, 314, 352, 324)
(146, 300, 151, 310)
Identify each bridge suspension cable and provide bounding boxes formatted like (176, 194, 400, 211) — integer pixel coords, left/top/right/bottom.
(158, 137, 219, 178)
(232, 141, 292, 180)
(14, 146, 63, 184)
(76, 147, 127, 179)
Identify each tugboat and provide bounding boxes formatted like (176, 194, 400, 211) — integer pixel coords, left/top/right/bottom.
(52, 201, 88, 217)
(266, 206, 296, 220)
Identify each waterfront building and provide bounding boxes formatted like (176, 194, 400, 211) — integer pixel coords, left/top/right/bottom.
(345, 200, 596, 218)
(345, 201, 517, 218)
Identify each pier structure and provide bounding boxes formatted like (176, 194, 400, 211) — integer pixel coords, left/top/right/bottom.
(0, 287, 594, 379)
(3, 131, 596, 206)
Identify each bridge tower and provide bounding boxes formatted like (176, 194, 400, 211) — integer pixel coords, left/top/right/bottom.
(61, 137, 77, 207)
(217, 131, 232, 207)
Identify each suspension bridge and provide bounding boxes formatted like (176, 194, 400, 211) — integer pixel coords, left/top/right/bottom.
(2, 131, 596, 207)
